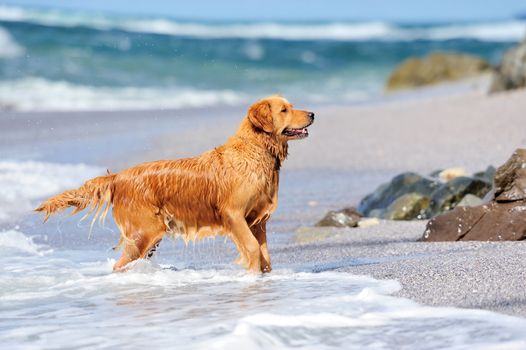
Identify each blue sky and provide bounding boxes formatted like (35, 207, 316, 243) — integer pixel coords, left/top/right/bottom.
(3, 0, 526, 22)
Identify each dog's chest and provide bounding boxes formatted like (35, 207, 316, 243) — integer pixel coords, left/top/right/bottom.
(245, 166, 279, 224)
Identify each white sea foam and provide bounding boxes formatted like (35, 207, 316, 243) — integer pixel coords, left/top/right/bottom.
(0, 77, 247, 111)
(0, 229, 51, 255)
(0, 26, 24, 58)
(0, 5, 524, 42)
(1, 238, 526, 350)
(0, 160, 103, 222)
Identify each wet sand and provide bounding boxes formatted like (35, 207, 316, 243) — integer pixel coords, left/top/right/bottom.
(3, 85, 526, 317)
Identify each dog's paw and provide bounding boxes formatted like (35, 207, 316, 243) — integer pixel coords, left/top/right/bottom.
(261, 265, 272, 273)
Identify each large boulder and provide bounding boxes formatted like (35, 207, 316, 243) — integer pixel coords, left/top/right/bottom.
(490, 38, 526, 92)
(382, 193, 430, 220)
(358, 172, 439, 217)
(386, 53, 492, 91)
(357, 170, 492, 220)
(423, 176, 492, 218)
(422, 149, 526, 241)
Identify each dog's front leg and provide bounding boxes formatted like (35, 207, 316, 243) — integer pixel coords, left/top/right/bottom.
(225, 211, 261, 273)
(251, 221, 271, 273)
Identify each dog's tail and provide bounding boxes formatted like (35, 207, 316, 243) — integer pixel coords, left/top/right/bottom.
(35, 173, 116, 226)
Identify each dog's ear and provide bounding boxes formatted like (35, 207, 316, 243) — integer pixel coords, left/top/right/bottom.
(248, 100, 273, 133)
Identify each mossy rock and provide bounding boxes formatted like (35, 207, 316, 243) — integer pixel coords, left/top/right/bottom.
(358, 172, 440, 216)
(424, 176, 492, 218)
(382, 193, 431, 220)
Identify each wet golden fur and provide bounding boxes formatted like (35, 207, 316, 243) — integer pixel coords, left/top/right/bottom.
(35, 96, 314, 273)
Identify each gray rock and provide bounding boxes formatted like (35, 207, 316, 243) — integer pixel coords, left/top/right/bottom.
(424, 176, 492, 218)
(382, 193, 430, 220)
(456, 194, 484, 208)
(429, 169, 443, 178)
(368, 209, 384, 219)
(490, 38, 526, 92)
(316, 207, 362, 228)
(358, 172, 440, 216)
(473, 165, 496, 184)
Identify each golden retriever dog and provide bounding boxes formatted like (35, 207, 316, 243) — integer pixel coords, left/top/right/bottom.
(36, 96, 314, 273)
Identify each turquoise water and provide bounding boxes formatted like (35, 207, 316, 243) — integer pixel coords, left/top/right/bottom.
(0, 5, 524, 110)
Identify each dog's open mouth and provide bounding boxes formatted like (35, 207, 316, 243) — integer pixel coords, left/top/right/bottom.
(282, 127, 309, 138)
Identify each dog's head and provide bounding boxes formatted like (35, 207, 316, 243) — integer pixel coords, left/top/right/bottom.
(247, 96, 314, 140)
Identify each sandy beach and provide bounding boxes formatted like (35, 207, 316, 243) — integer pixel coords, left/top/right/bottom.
(2, 84, 526, 320)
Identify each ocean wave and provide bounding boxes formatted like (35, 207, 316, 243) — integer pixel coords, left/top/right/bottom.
(0, 78, 247, 111)
(0, 230, 52, 256)
(0, 5, 524, 42)
(0, 160, 103, 223)
(0, 26, 24, 58)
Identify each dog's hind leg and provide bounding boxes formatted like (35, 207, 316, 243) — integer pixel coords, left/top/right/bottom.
(113, 232, 164, 271)
(112, 213, 166, 271)
(146, 239, 162, 259)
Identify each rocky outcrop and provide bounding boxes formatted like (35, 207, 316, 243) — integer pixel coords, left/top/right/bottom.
(490, 38, 526, 92)
(382, 193, 430, 220)
(424, 176, 492, 217)
(422, 149, 526, 241)
(386, 53, 492, 91)
(358, 172, 440, 218)
(356, 169, 492, 221)
(316, 166, 496, 227)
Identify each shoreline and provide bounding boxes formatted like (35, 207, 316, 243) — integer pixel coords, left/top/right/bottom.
(285, 221, 526, 317)
(2, 82, 526, 317)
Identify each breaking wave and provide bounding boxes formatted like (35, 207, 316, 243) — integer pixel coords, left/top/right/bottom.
(0, 78, 247, 111)
(0, 26, 24, 58)
(0, 160, 103, 223)
(0, 5, 524, 42)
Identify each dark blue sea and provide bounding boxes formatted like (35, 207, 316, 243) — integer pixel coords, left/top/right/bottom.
(0, 5, 524, 110)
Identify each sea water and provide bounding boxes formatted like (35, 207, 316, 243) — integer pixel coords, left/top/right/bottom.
(1, 160, 526, 349)
(0, 4, 524, 111)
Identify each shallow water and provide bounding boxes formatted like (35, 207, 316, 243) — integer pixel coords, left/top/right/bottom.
(2, 229, 526, 350)
(1, 118, 525, 348)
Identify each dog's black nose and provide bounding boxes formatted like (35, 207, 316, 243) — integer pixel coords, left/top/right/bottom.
(308, 112, 315, 119)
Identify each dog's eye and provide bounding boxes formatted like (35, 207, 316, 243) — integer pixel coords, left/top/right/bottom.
(281, 108, 287, 113)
